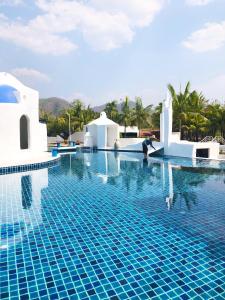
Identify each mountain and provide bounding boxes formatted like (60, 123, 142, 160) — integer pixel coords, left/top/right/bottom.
(39, 98, 136, 116)
(39, 97, 70, 115)
(93, 100, 136, 113)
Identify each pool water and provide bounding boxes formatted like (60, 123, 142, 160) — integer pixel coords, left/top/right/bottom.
(1, 151, 225, 300)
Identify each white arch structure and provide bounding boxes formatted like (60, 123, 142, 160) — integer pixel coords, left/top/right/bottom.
(0, 72, 47, 164)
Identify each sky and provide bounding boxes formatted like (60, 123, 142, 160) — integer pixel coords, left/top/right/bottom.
(0, 0, 225, 106)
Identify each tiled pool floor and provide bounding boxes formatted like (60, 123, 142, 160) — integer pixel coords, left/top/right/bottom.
(1, 152, 225, 299)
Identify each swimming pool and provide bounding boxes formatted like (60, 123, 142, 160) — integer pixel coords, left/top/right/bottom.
(1, 151, 225, 300)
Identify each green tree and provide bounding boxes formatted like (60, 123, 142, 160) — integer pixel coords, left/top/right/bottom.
(120, 97, 132, 137)
(205, 102, 225, 138)
(133, 97, 152, 136)
(186, 113, 209, 141)
(66, 100, 96, 132)
(151, 102, 162, 129)
(104, 100, 119, 122)
(168, 82, 191, 137)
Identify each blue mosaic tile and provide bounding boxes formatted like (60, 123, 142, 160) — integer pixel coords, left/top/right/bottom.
(0, 156, 60, 175)
(0, 151, 225, 300)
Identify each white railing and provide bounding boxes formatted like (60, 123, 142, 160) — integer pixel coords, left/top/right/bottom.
(200, 136, 225, 144)
(212, 136, 225, 145)
(200, 136, 213, 142)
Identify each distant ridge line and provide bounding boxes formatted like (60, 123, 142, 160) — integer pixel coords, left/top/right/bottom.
(39, 98, 136, 115)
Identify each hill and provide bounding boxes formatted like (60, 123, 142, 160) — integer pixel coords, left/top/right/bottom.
(39, 98, 136, 116)
(39, 97, 70, 115)
(93, 100, 136, 113)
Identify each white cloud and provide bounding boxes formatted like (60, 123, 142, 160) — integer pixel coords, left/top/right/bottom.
(0, 0, 166, 54)
(182, 21, 225, 52)
(34, 0, 165, 51)
(0, 14, 77, 55)
(186, 0, 213, 6)
(90, 0, 164, 27)
(11, 68, 51, 82)
(0, 0, 23, 6)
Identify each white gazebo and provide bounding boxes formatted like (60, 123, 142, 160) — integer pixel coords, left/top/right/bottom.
(85, 112, 119, 149)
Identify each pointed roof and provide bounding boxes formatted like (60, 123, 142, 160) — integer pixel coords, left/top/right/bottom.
(87, 112, 119, 126)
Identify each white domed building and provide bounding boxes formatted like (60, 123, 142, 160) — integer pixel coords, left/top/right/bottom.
(0, 72, 51, 167)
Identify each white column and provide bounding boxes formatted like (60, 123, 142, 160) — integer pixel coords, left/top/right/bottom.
(162, 92, 173, 155)
(160, 113, 164, 144)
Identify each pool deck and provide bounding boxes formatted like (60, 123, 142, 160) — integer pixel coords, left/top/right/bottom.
(0, 151, 59, 168)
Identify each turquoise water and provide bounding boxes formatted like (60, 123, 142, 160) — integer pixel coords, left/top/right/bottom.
(1, 151, 225, 299)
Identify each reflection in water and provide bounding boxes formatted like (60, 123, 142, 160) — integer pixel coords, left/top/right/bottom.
(60, 152, 160, 191)
(60, 152, 120, 184)
(60, 151, 225, 213)
(162, 162, 201, 211)
(21, 175, 32, 209)
(58, 152, 225, 258)
(0, 168, 48, 249)
(163, 162, 225, 211)
(1, 152, 225, 263)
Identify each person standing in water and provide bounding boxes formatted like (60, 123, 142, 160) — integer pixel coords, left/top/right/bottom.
(142, 136, 156, 158)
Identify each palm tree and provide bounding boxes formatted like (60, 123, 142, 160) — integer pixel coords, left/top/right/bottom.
(168, 82, 191, 138)
(205, 102, 225, 138)
(151, 102, 162, 129)
(188, 91, 207, 114)
(205, 103, 221, 137)
(66, 100, 96, 132)
(83, 105, 96, 125)
(220, 105, 225, 137)
(104, 100, 119, 122)
(120, 97, 132, 137)
(187, 113, 209, 141)
(133, 97, 152, 136)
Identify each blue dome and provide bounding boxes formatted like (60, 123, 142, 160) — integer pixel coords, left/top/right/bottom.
(0, 85, 19, 103)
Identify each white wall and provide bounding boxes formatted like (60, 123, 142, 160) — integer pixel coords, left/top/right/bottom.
(165, 141, 220, 159)
(108, 126, 119, 147)
(165, 142, 194, 158)
(195, 143, 220, 159)
(48, 135, 64, 144)
(170, 132, 181, 142)
(119, 126, 138, 134)
(119, 138, 145, 148)
(70, 132, 85, 143)
(86, 125, 97, 147)
(0, 73, 47, 156)
(86, 124, 119, 148)
(97, 125, 107, 148)
(118, 139, 163, 152)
